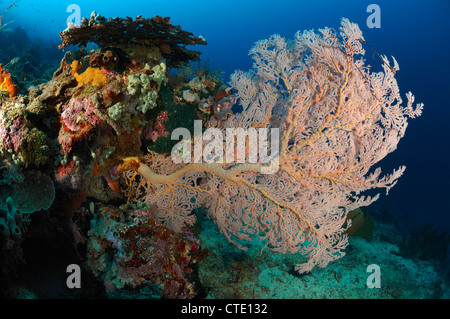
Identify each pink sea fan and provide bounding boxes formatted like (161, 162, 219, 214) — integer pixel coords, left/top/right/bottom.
(123, 18, 423, 274)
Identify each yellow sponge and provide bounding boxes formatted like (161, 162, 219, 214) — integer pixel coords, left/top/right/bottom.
(71, 60, 110, 87)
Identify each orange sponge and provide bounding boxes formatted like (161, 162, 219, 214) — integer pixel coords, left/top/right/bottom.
(0, 64, 18, 97)
(71, 60, 110, 87)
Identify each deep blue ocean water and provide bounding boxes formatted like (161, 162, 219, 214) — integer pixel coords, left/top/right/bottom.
(2, 0, 450, 273)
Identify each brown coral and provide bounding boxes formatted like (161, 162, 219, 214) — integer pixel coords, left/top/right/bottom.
(89, 50, 119, 70)
(59, 14, 206, 69)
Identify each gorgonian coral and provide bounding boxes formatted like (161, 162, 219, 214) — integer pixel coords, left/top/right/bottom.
(121, 19, 423, 274)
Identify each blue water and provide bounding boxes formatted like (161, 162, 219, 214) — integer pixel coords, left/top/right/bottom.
(4, 0, 450, 248)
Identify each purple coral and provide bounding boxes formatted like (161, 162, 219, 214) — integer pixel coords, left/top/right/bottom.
(58, 96, 104, 154)
(86, 206, 200, 298)
(0, 116, 26, 152)
(143, 110, 169, 142)
(61, 97, 103, 132)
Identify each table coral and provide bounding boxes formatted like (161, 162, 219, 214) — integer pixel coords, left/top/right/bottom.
(59, 13, 206, 69)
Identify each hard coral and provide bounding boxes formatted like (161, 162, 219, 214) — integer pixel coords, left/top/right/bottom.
(59, 13, 206, 69)
(0, 101, 52, 167)
(7, 173, 55, 213)
(0, 111, 26, 152)
(89, 50, 119, 71)
(86, 205, 200, 298)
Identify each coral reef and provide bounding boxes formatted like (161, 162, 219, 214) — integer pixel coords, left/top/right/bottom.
(0, 11, 224, 298)
(1, 12, 441, 299)
(1, 3, 61, 96)
(85, 204, 200, 298)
